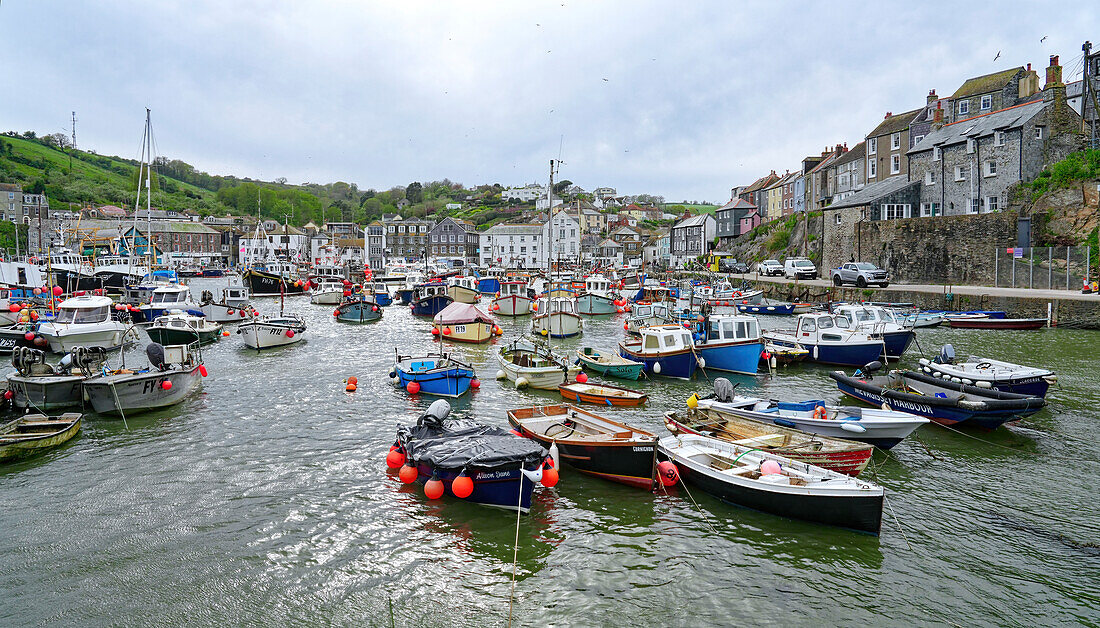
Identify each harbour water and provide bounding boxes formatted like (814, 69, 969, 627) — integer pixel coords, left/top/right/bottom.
(1, 279, 1098, 625)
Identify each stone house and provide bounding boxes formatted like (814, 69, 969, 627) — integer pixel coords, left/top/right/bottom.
(366, 221, 386, 271)
(831, 141, 866, 202)
(382, 215, 434, 260)
(610, 225, 644, 265)
(715, 197, 756, 241)
(908, 60, 1081, 219)
(866, 110, 920, 185)
(669, 213, 716, 268)
(821, 176, 921, 269)
(807, 145, 846, 209)
(429, 217, 478, 264)
(594, 238, 623, 266)
(480, 223, 543, 268)
(948, 65, 1040, 123)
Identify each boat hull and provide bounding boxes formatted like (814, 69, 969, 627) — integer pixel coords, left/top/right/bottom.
(497, 357, 578, 390)
(7, 375, 85, 410)
(804, 341, 884, 367)
(618, 345, 697, 379)
(532, 312, 582, 338)
(558, 384, 647, 407)
(576, 293, 618, 315)
(695, 340, 763, 376)
(493, 294, 532, 316)
(447, 285, 480, 304)
(238, 320, 306, 349)
(201, 303, 252, 323)
(737, 303, 795, 315)
(82, 367, 203, 416)
(147, 326, 220, 346)
(0, 414, 82, 462)
(243, 269, 306, 297)
(310, 290, 344, 305)
(410, 462, 537, 513)
(395, 366, 475, 397)
(335, 301, 383, 323)
(412, 295, 454, 317)
(575, 350, 644, 380)
(508, 418, 656, 490)
(947, 318, 1047, 330)
(436, 321, 493, 343)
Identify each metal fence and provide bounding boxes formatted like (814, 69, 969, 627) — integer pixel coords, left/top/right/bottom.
(992, 246, 1094, 290)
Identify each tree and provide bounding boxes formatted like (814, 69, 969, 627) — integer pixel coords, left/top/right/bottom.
(406, 181, 423, 204)
(553, 180, 573, 195)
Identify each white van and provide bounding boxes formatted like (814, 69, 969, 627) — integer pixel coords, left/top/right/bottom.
(783, 258, 817, 280)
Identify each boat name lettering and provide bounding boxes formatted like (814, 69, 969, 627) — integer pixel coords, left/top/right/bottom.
(632, 446, 650, 452)
(474, 470, 512, 480)
(141, 378, 165, 394)
(859, 390, 932, 414)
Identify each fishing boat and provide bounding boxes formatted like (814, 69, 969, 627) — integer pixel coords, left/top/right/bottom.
(392, 350, 478, 397)
(574, 347, 644, 380)
(446, 276, 481, 304)
(6, 346, 107, 411)
(82, 342, 205, 416)
(689, 379, 927, 449)
(0, 322, 42, 353)
(200, 267, 225, 278)
(624, 302, 672, 335)
(0, 413, 82, 462)
(135, 284, 204, 323)
(830, 363, 1045, 430)
(334, 295, 383, 323)
(507, 404, 658, 490)
(736, 300, 796, 315)
(692, 314, 763, 376)
(40, 247, 98, 292)
(432, 303, 495, 343)
(761, 335, 809, 366)
(558, 381, 648, 406)
(370, 283, 393, 307)
(575, 275, 619, 315)
(199, 284, 252, 323)
(147, 312, 223, 346)
(619, 324, 699, 379)
(309, 277, 346, 305)
(496, 339, 579, 390)
(896, 311, 944, 328)
(946, 317, 1047, 330)
(35, 295, 131, 353)
(411, 283, 453, 317)
(492, 281, 533, 316)
(935, 310, 1007, 320)
(394, 400, 552, 513)
(532, 297, 582, 338)
(917, 344, 1055, 397)
(658, 434, 884, 534)
(119, 270, 179, 306)
(396, 270, 426, 305)
(238, 307, 306, 350)
(831, 304, 915, 361)
(768, 313, 885, 367)
(92, 254, 149, 292)
(243, 260, 307, 297)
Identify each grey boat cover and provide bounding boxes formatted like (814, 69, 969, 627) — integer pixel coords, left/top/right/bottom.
(397, 401, 545, 471)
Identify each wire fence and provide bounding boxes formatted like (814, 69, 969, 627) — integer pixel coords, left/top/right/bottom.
(992, 246, 1095, 290)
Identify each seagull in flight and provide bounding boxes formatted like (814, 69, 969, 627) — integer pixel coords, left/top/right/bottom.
(1040, 35, 1047, 43)
(993, 50, 1001, 62)
(602, 78, 608, 82)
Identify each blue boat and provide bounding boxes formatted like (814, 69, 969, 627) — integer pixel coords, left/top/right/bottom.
(335, 296, 383, 323)
(393, 351, 477, 397)
(200, 268, 224, 278)
(692, 314, 763, 375)
(619, 324, 699, 379)
(774, 313, 885, 367)
(410, 283, 453, 317)
(370, 283, 392, 307)
(135, 284, 205, 323)
(477, 276, 501, 294)
(830, 367, 1045, 430)
(832, 304, 915, 361)
(395, 400, 549, 513)
(736, 301, 795, 315)
(397, 287, 415, 305)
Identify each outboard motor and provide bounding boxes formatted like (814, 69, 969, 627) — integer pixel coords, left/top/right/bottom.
(936, 344, 956, 365)
(200, 290, 214, 304)
(418, 399, 452, 429)
(146, 342, 166, 371)
(712, 377, 738, 403)
(11, 347, 46, 376)
(862, 360, 883, 374)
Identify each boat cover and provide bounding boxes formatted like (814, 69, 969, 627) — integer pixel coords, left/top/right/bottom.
(399, 405, 545, 471)
(433, 302, 493, 325)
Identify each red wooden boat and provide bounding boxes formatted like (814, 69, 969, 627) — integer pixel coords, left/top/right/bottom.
(558, 382, 648, 406)
(947, 317, 1047, 330)
(663, 409, 873, 477)
(508, 405, 657, 489)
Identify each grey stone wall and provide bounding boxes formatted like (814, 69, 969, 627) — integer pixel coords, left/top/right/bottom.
(912, 131, 1023, 216)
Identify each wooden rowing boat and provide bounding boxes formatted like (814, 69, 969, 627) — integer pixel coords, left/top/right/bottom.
(575, 347, 644, 380)
(663, 408, 873, 476)
(946, 317, 1047, 330)
(508, 404, 658, 489)
(0, 413, 82, 462)
(558, 382, 648, 406)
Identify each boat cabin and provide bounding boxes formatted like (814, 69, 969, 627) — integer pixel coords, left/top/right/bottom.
(795, 313, 854, 342)
(499, 281, 528, 296)
(703, 314, 761, 343)
(416, 283, 448, 299)
(312, 265, 345, 279)
(536, 297, 577, 315)
(45, 251, 89, 269)
(636, 324, 694, 354)
(149, 285, 193, 306)
(585, 275, 611, 295)
(54, 295, 113, 324)
(450, 276, 479, 291)
(254, 261, 298, 278)
(222, 285, 249, 305)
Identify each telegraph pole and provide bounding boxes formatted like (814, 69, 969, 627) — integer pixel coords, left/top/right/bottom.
(69, 111, 76, 173)
(1084, 41, 1098, 148)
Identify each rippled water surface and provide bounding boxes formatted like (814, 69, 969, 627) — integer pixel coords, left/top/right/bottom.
(2, 279, 1099, 626)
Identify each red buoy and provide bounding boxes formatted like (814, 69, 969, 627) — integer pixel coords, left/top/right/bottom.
(386, 449, 405, 469)
(406, 381, 421, 394)
(451, 473, 474, 499)
(52, 286, 63, 296)
(541, 466, 559, 488)
(424, 476, 445, 500)
(657, 461, 679, 486)
(3, 390, 13, 400)
(161, 380, 173, 391)
(399, 463, 418, 484)
(470, 379, 481, 389)
(198, 365, 208, 377)
(576, 372, 588, 384)
(285, 329, 295, 338)
(24, 332, 34, 341)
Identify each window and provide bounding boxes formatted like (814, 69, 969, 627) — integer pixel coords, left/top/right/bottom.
(882, 204, 912, 220)
(431, 234, 438, 242)
(969, 198, 980, 214)
(1035, 126, 1045, 139)
(868, 137, 877, 155)
(891, 154, 900, 174)
(994, 130, 1005, 146)
(834, 213, 842, 225)
(891, 133, 901, 150)
(868, 159, 877, 178)
(925, 170, 936, 185)
(958, 100, 969, 116)
(912, 134, 924, 145)
(920, 203, 935, 217)
(966, 138, 976, 154)
(984, 160, 997, 177)
(986, 196, 999, 212)
(933, 146, 941, 161)
(398, 225, 405, 233)
(955, 165, 967, 181)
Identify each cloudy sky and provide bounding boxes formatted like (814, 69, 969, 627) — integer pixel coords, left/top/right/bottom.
(2, 1, 1096, 202)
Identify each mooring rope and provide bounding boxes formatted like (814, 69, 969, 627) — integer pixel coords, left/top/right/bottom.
(884, 495, 912, 551)
(507, 473, 524, 627)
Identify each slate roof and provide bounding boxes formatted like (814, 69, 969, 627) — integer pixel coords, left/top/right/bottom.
(909, 99, 1047, 154)
(716, 197, 756, 211)
(951, 67, 1023, 99)
(834, 141, 867, 166)
(827, 176, 917, 210)
(672, 214, 711, 229)
(866, 109, 921, 139)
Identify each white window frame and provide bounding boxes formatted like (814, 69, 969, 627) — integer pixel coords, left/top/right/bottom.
(984, 161, 997, 177)
(867, 159, 877, 178)
(958, 100, 969, 116)
(912, 134, 924, 145)
(868, 137, 877, 155)
(986, 196, 999, 212)
(891, 133, 901, 150)
(980, 94, 992, 110)
(891, 154, 900, 174)
(925, 170, 936, 185)
(835, 213, 842, 225)
(969, 198, 980, 214)
(933, 146, 941, 161)
(994, 130, 1005, 147)
(1035, 127, 1044, 139)
(966, 138, 976, 154)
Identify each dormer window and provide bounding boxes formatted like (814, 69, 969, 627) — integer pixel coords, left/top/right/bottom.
(980, 95, 992, 110)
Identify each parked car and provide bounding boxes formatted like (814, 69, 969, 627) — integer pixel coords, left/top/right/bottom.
(783, 258, 817, 280)
(719, 258, 749, 273)
(832, 262, 890, 287)
(756, 259, 783, 276)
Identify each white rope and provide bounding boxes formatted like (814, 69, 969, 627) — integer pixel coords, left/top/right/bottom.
(507, 472, 524, 626)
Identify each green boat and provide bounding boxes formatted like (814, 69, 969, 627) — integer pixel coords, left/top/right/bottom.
(575, 347, 644, 380)
(0, 413, 82, 462)
(147, 312, 223, 346)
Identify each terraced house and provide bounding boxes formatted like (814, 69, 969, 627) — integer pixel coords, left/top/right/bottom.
(669, 213, 715, 268)
(948, 64, 1041, 123)
(429, 217, 479, 265)
(866, 110, 920, 184)
(382, 215, 433, 261)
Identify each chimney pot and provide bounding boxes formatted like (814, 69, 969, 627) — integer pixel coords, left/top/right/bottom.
(1027, 63, 1031, 71)
(885, 111, 892, 119)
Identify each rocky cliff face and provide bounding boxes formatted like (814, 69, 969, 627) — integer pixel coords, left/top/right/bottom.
(1022, 178, 1100, 246)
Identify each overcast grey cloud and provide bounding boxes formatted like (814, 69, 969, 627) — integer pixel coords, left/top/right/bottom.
(1, 1, 1096, 201)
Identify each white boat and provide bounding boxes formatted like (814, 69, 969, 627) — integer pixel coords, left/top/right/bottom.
(625, 302, 672, 334)
(39, 247, 97, 292)
(917, 344, 1055, 397)
(137, 284, 204, 322)
(119, 270, 180, 306)
(575, 274, 619, 315)
(492, 281, 532, 316)
(832, 304, 915, 361)
(93, 254, 149, 292)
(531, 297, 582, 338)
(447, 276, 481, 304)
(82, 342, 204, 416)
(496, 339, 579, 390)
(238, 314, 306, 350)
(309, 277, 347, 305)
(35, 295, 131, 353)
(199, 284, 252, 323)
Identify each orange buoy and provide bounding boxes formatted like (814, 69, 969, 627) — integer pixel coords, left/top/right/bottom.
(386, 449, 405, 469)
(399, 463, 418, 484)
(346, 383, 357, 392)
(657, 461, 679, 486)
(424, 476, 445, 499)
(451, 473, 474, 498)
(541, 466, 559, 488)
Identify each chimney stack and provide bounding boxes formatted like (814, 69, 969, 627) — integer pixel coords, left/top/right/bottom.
(932, 101, 944, 129)
(927, 89, 938, 105)
(885, 111, 892, 119)
(1046, 55, 1063, 88)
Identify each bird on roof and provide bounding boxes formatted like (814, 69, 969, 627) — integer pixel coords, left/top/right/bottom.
(993, 51, 1001, 62)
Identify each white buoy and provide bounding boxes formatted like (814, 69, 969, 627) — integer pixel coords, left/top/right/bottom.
(812, 345, 819, 360)
(516, 376, 529, 389)
(549, 442, 559, 469)
(697, 357, 706, 369)
(769, 356, 777, 369)
(841, 421, 867, 434)
(496, 369, 507, 380)
(975, 380, 993, 388)
(653, 361, 662, 374)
